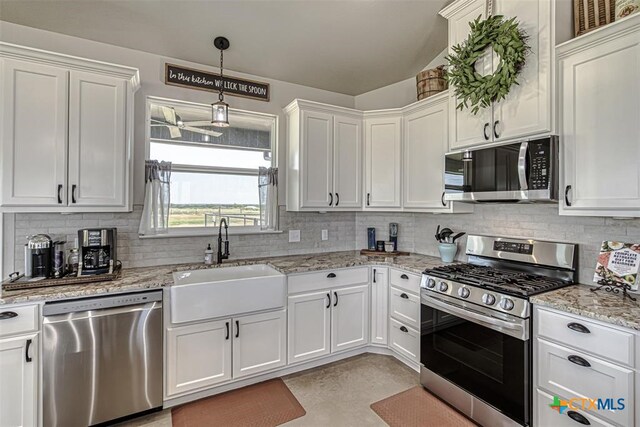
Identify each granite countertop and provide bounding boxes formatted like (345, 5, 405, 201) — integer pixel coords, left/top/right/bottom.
(531, 284, 640, 331)
(0, 251, 445, 305)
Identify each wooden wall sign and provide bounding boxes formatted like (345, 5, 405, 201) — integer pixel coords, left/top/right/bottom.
(165, 63, 270, 101)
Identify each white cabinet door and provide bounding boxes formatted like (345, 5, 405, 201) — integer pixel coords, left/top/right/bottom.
(445, 0, 493, 150)
(559, 25, 640, 216)
(389, 318, 420, 363)
(492, 0, 552, 141)
(301, 110, 333, 209)
(0, 334, 37, 427)
(370, 267, 388, 346)
(1, 59, 68, 206)
(364, 115, 402, 209)
(232, 310, 287, 379)
(288, 291, 331, 364)
(166, 320, 232, 396)
(333, 114, 362, 208)
(331, 284, 369, 352)
(68, 71, 127, 207)
(403, 96, 450, 210)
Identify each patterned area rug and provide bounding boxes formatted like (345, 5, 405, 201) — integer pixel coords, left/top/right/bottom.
(171, 379, 306, 427)
(371, 386, 477, 427)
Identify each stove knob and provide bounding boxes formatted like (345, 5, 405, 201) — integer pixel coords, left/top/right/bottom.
(438, 282, 449, 292)
(500, 298, 515, 311)
(427, 278, 436, 289)
(482, 293, 496, 306)
(458, 287, 470, 299)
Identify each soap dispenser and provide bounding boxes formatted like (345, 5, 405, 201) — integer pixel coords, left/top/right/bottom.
(204, 244, 214, 265)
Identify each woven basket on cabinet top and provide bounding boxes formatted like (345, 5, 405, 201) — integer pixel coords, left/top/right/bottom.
(574, 0, 616, 36)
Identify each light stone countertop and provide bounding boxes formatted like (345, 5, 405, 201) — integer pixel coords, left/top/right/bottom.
(531, 284, 640, 331)
(0, 251, 446, 305)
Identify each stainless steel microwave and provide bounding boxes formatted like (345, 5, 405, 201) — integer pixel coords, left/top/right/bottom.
(444, 136, 558, 203)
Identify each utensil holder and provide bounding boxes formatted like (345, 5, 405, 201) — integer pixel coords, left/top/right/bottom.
(438, 242, 458, 263)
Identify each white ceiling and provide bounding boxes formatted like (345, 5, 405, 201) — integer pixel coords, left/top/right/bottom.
(0, 0, 450, 95)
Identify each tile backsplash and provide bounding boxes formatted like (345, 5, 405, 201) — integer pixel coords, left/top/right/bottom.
(7, 203, 640, 285)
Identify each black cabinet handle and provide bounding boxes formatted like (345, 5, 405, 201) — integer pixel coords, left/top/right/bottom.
(57, 184, 63, 204)
(327, 273, 336, 278)
(568, 355, 591, 368)
(483, 123, 490, 140)
(333, 291, 338, 307)
(441, 191, 446, 207)
(335, 193, 339, 206)
(493, 120, 501, 139)
(25, 339, 32, 363)
(367, 193, 371, 206)
(225, 322, 230, 340)
(400, 293, 409, 299)
(567, 322, 590, 334)
(72, 184, 77, 203)
(400, 274, 409, 280)
(326, 293, 331, 308)
(373, 268, 376, 283)
(567, 411, 590, 425)
(329, 193, 333, 206)
(235, 320, 240, 338)
(565, 185, 572, 206)
(400, 326, 408, 333)
(0, 311, 18, 320)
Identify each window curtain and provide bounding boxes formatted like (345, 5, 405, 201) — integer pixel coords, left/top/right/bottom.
(258, 167, 278, 231)
(139, 160, 172, 235)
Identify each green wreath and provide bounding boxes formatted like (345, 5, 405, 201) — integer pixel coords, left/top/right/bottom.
(446, 14, 530, 115)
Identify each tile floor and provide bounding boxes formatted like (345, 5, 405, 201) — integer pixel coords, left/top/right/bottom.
(116, 353, 419, 427)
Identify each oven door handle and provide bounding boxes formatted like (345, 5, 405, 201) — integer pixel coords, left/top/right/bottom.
(421, 294, 528, 341)
(517, 141, 529, 191)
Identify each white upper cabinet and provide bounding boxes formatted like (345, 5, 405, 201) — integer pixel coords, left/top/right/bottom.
(68, 71, 127, 207)
(558, 15, 640, 217)
(1, 59, 68, 207)
(402, 93, 472, 213)
(0, 42, 139, 212)
(364, 113, 402, 210)
(285, 100, 363, 211)
(440, 0, 570, 150)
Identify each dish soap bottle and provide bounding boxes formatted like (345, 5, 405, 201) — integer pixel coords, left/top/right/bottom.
(204, 244, 214, 265)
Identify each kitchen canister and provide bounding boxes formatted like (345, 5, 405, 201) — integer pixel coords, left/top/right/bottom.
(438, 242, 458, 263)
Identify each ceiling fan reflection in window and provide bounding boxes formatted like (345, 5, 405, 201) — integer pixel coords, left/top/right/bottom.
(150, 105, 222, 139)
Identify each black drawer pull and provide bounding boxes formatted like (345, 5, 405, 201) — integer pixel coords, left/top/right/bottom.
(235, 320, 240, 338)
(327, 273, 336, 278)
(335, 193, 339, 206)
(567, 410, 590, 425)
(373, 268, 376, 283)
(0, 311, 18, 320)
(71, 184, 77, 203)
(25, 339, 32, 363)
(568, 355, 591, 368)
(567, 322, 590, 334)
(329, 193, 333, 206)
(400, 293, 409, 299)
(400, 274, 409, 280)
(333, 291, 338, 307)
(57, 184, 63, 204)
(225, 322, 230, 340)
(326, 293, 331, 308)
(400, 326, 408, 333)
(565, 185, 572, 206)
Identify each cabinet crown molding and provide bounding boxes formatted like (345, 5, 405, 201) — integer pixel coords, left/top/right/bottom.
(439, 0, 481, 19)
(556, 14, 640, 58)
(0, 42, 140, 91)
(283, 98, 362, 118)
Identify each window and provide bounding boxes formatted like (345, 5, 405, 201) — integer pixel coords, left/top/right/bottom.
(147, 97, 277, 233)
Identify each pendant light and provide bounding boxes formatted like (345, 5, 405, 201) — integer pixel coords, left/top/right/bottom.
(211, 36, 230, 127)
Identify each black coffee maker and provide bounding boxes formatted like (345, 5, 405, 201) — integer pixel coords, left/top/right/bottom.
(78, 228, 117, 275)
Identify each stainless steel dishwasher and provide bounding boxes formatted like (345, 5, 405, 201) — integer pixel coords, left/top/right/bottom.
(43, 290, 163, 427)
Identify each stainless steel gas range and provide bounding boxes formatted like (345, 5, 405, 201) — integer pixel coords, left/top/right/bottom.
(420, 234, 578, 427)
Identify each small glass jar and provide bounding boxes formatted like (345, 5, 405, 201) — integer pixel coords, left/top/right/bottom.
(67, 248, 79, 276)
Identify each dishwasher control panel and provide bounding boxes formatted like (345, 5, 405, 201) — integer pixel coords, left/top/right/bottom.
(43, 290, 162, 316)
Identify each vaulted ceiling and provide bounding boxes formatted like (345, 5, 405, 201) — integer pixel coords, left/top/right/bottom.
(0, 0, 450, 95)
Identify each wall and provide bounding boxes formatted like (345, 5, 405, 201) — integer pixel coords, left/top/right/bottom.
(354, 49, 447, 110)
(356, 205, 640, 285)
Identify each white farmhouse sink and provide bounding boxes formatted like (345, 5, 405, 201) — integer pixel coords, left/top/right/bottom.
(170, 264, 286, 324)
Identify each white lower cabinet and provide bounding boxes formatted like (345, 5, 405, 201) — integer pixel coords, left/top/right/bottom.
(370, 267, 389, 345)
(166, 319, 232, 396)
(389, 286, 420, 331)
(389, 318, 419, 363)
(166, 309, 286, 397)
(288, 281, 369, 364)
(0, 333, 38, 427)
(536, 389, 615, 427)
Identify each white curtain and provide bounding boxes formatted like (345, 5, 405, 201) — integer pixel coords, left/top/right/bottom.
(258, 167, 278, 231)
(139, 160, 172, 235)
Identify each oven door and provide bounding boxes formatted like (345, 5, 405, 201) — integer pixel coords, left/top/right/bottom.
(420, 293, 530, 426)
